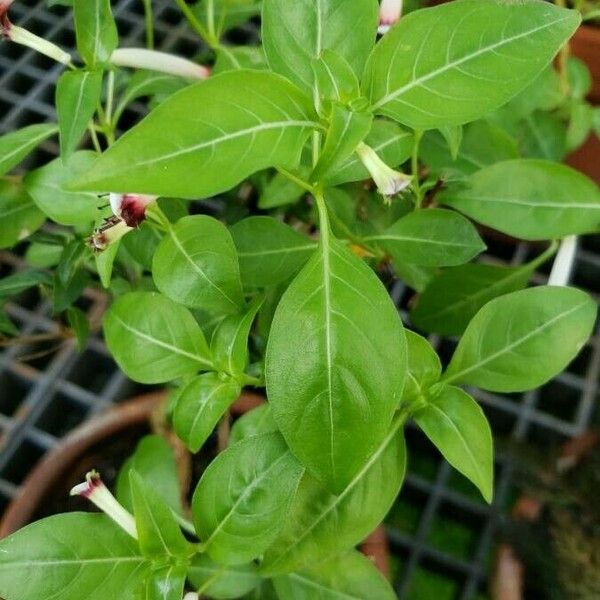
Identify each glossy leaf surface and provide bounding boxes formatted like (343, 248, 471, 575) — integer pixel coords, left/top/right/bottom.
(414, 385, 493, 502)
(440, 159, 600, 240)
(364, 208, 485, 267)
(153, 215, 244, 314)
(262, 0, 378, 94)
(71, 71, 318, 198)
(443, 286, 596, 392)
(266, 233, 406, 492)
(0, 514, 148, 600)
(192, 433, 304, 565)
(231, 217, 317, 288)
(364, 0, 580, 129)
(173, 373, 241, 452)
(104, 291, 212, 383)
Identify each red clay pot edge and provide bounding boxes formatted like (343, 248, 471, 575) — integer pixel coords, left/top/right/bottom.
(0, 391, 391, 578)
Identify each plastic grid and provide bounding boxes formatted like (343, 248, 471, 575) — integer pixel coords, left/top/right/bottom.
(1, 2, 599, 598)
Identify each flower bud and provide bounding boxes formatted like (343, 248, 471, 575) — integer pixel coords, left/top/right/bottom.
(356, 142, 412, 199)
(111, 48, 210, 80)
(109, 193, 157, 227)
(378, 0, 402, 34)
(1, 12, 71, 64)
(70, 470, 138, 539)
(87, 217, 132, 253)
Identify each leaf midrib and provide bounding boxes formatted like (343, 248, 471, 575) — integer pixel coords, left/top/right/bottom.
(372, 14, 573, 110)
(265, 414, 403, 570)
(443, 300, 588, 384)
(363, 233, 480, 249)
(112, 314, 212, 368)
(129, 120, 319, 170)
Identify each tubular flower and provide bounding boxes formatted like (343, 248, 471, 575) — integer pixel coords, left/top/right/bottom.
(1, 4, 71, 64)
(356, 142, 412, 200)
(87, 193, 157, 253)
(111, 48, 211, 80)
(70, 470, 138, 539)
(378, 0, 402, 34)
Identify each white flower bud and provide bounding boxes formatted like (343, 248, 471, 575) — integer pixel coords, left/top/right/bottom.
(111, 48, 210, 80)
(109, 193, 157, 227)
(70, 470, 138, 539)
(356, 142, 412, 199)
(378, 0, 403, 34)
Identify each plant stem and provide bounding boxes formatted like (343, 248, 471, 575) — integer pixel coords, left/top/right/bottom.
(103, 70, 116, 145)
(206, 0, 216, 41)
(142, 0, 155, 49)
(411, 129, 423, 208)
(173, 0, 219, 49)
(88, 121, 102, 153)
(555, 0, 571, 97)
(276, 167, 315, 194)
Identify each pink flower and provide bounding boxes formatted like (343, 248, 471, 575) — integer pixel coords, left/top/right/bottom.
(109, 193, 157, 227)
(378, 0, 402, 34)
(70, 470, 138, 539)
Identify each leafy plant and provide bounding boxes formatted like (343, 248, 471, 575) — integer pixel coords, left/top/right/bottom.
(0, 0, 598, 598)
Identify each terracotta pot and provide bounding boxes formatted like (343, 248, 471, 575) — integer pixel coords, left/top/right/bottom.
(566, 131, 600, 185)
(491, 431, 600, 600)
(0, 390, 390, 577)
(571, 24, 600, 104)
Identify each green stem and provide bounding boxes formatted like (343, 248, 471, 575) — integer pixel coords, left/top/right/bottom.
(276, 167, 315, 194)
(206, 0, 216, 40)
(239, 374, 263, 388)
(142, 0, 155, 49)
(88, 122, 102, 153)
(174, 0, 219, 49)
(105, 70, 115, 129)
(411, 129, 424, 208)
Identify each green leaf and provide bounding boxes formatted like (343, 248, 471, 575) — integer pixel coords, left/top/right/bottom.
(312, 49, 361, 105)
(192, 432, 304, 565)
(24, 152, 100, 226)
(73, 0, 118, 67)
(364, 0, 580, 129)
(421, 120, 519, 176)
(0, 180, 45, 249)
(312, 106, 372, 181)
(266, 232, 407, 493)
(95, 238, 120, 289)
(0, 123, 58, 177)
(70, 71, 318, 198)
(0, 513, 149, 600)
(173, 372, 241, 453)
(414, 385, 493, 503)
(153, 215, 244, 315)
(193, 0, 262, 36)
(66, 306, 90, 351)
(231, 217, 317, 288)
(211, 296, 263, 376)
(439, 125, 463, 160)
(25, 242, 63, 269)
(116, 434, 183, 514)
(442, 286, 597, 392)
(392, 260, 436, 293)
(326, 119, 413, 186)
(363, 208, 485, 267)
(404, 330, 441, 402)
(0, 269, 52, 298)
(103, 291, 212, 383)
(56, 70, 103, 160)
(214, 46, 268, 74)
(261, 421, 406, 574)
(188, 555, 261, 599)
(53, 268, 89, 313)
(262, 0, 378, 95)
(129, 471, 192, 559)
(518, 111, 567, 161)
(411, 262, 535, 337)
(229, 403, 277, 445)
(439, 159, 600, 240)
(273, 551, 396, 600)
(258, 170, 307, 209)
(566, 101, 593, 151)
(144, 565, 187, 600)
